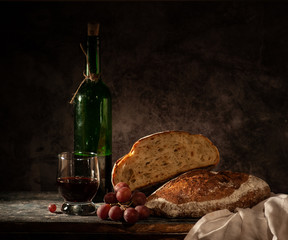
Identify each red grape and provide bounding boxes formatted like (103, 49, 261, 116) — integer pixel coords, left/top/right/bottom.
(98, 183, 150, 223)
(132, 191, 147, 206)
(108, 206, 123, 221)
(48, 204, 56, 213)
(104, 192, 118, 204)
(123, 207, 139, 224)
(97, 204, 111, 220)
(135, 205, 150, 220)
(116, 187, 132, 203)
(114, 182, 130, 192)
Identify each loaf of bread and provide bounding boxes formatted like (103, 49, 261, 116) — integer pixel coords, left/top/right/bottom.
(112, 131, 220, 192)
(145, 170, 271, 218)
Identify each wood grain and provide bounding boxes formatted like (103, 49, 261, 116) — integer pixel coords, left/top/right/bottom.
(0, 192, 197, 239)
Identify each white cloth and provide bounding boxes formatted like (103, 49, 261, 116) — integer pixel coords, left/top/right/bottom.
(185, 194, 288, 240)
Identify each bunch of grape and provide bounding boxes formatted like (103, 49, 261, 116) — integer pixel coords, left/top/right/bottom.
(97, 182, 150, 224)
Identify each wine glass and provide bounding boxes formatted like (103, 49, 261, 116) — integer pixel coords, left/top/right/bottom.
(57, 152, 99, 215)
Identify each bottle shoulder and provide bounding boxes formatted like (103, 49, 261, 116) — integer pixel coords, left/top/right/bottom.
(96, 80, 111, 92)
(76, 79, 111, 97)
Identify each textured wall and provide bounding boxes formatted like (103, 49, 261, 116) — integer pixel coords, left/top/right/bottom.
(0, 1, 287, 193)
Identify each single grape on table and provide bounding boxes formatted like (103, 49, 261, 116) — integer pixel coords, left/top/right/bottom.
(97, 182, 150, 224)
(48, 204, 57, 213)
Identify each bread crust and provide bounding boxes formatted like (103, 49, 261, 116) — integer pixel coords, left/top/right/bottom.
(111, 131, 220, 191)
(146, 170, 271, 218)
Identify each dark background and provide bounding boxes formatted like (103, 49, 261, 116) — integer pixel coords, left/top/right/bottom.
(0, 1, 287, 193)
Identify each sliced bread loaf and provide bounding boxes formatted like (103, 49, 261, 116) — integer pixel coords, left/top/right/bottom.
(111, 131, 220, 191)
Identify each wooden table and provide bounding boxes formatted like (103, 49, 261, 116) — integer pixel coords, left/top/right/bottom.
(0, 192, 197, 240)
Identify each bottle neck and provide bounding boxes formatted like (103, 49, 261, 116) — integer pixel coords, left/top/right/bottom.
(86, 35, 100, 77)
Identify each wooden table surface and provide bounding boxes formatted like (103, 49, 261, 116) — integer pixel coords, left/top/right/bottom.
(0, 192, 197, 240)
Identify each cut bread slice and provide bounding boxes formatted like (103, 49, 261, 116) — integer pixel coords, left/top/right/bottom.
(111, 131, 220, 191)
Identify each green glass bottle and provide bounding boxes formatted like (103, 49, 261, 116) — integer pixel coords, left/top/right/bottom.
(73, 23, 112, 202)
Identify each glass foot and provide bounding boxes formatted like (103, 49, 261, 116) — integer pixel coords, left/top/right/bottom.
(61, 202, 96, 216)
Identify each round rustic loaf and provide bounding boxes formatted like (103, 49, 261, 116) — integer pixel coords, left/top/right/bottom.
(145, 170, 271, 218)
(111, 131, 220, 192)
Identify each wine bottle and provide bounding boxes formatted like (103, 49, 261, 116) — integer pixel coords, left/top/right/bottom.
(73, 22, 112, 202)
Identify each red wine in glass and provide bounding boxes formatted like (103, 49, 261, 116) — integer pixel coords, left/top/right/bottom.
(57, 152, 99, 215)
(57, 177, 99, 202)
